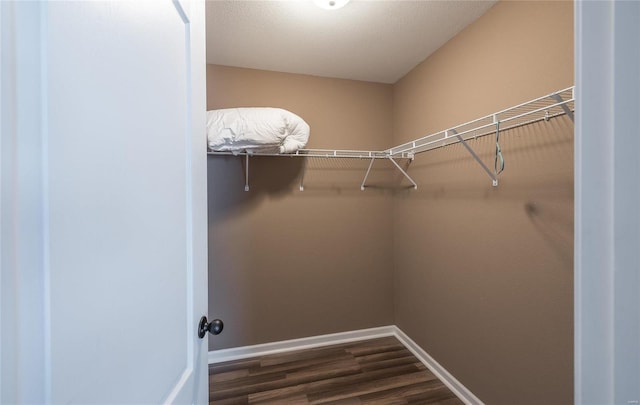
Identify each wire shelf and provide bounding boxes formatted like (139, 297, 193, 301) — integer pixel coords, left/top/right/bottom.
(207, 86, 575, 190)
(207, 148, 404, 159)
(386, 86, 574, 157)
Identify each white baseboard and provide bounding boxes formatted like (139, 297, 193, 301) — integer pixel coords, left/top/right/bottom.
(208, 325, 482, 405)
(392, 326, 484, 405)
(208, 326, 396, 364)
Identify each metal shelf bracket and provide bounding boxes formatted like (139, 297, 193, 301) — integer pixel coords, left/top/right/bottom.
(299, 158, 307, 191)
(449, 129, 499, 187)
(549, 93, 574, 122)
(244, 154, 250, 192)
(360, 156, 417, 190)
(360, 158, 376, 191)
(388, 157, 418, 190)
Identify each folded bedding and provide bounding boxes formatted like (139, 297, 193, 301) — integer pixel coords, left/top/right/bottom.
(207, 107, 310, 153)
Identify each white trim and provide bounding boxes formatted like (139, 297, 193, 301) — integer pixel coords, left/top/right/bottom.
(208, 325, 483, 405)
(574, 2, 640, 404)
(1, 2, 48, 403)
(208, 326, 396, 364)
(392, 327, 483, 405)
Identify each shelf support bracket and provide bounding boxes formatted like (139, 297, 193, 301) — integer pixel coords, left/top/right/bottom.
(549, 93, 574, 123)
(388, 157, 418, 189)
(450, 129, 499, 187)
(299, 158, 307, 191)
(360, 158, 376, 191)
(244, 154, 250, 192)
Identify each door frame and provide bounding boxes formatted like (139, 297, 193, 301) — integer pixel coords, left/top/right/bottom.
(574, 1, 639, 403)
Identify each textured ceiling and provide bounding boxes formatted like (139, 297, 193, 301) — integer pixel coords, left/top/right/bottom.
(205, 0, 497, 84)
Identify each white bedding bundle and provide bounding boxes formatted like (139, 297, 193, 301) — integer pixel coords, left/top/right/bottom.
(207, 107, 310, 153)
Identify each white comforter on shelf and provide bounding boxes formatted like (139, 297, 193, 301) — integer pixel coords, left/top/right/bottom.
(207, 107, 310, 153)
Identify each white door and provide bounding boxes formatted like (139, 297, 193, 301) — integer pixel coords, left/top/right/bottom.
(1, 1, 208, 403)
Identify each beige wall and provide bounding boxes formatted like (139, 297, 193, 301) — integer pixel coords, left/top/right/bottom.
(392, 2, 574, 404)
(207, 65, 395, 350)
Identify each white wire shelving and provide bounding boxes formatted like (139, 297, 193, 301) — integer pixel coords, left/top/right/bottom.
(207, 86, 575, 191)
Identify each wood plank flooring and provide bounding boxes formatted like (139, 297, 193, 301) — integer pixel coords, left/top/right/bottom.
(209, 336, 464, 404)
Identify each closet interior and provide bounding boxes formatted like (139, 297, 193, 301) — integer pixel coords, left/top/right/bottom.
(206, 1, 574, 404)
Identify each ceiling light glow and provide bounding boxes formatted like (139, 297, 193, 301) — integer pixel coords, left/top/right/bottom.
(314, 0, 350, 10)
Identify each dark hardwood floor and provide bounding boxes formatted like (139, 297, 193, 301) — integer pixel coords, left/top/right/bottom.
(209, 336, 464, 404)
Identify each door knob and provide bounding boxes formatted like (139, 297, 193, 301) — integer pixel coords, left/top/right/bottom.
(198, 316, 223, 338)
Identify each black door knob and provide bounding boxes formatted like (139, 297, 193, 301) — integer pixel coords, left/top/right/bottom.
(198, 316, 224, 338)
